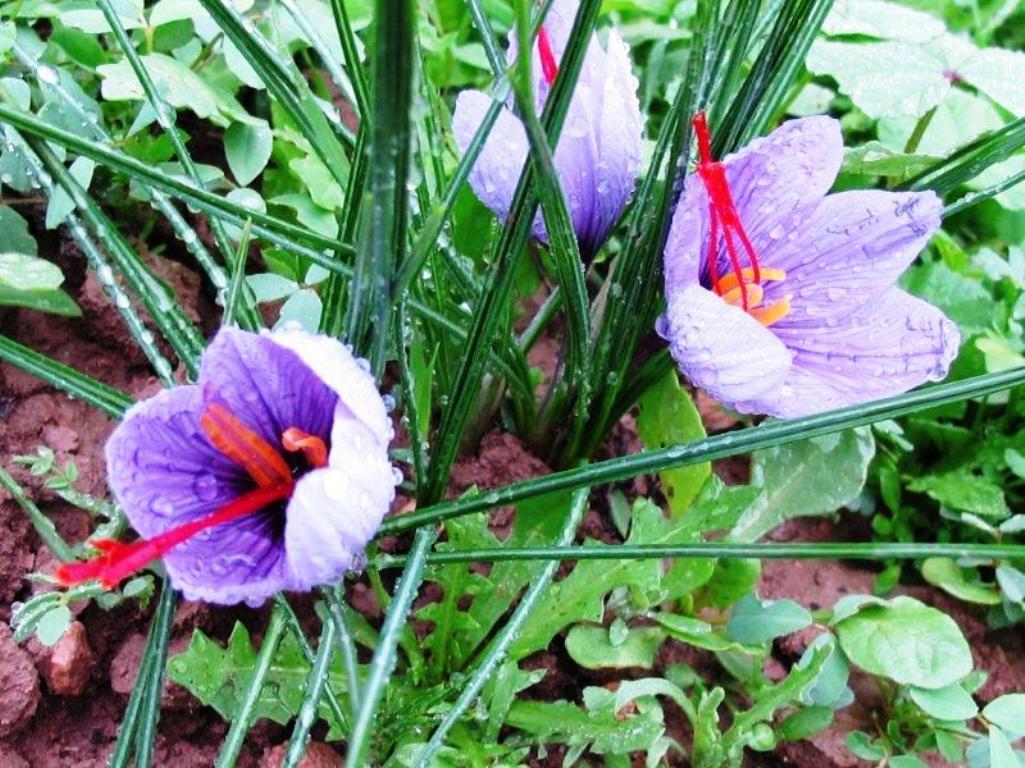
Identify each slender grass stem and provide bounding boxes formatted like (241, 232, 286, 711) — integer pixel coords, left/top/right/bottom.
(328, 0, 371, 118)
(382, 367, 1025, 536)
(322, 585, 363, 716)
(283, 619, 336, 768)
(413, 487, 589, 766)
(377, 541, 1025, 568)
(346, 527, 437, 766)
(0, 466, 75, 562)
(215, 608, 288, 768)
(133, 584, 177, 768)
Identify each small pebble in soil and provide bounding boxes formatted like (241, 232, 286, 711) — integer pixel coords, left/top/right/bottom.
(45, 620, 94, 696)
(0, 624, 40, 738)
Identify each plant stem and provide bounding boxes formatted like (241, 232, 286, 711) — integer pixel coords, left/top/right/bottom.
(0, 466, 75, 562)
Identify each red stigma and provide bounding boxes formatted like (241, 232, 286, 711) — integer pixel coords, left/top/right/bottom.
(56, 407, 331, 590)
(54, 482, 293, 588)
(692, 111, 762, 310)
(537, 26, 558, 86)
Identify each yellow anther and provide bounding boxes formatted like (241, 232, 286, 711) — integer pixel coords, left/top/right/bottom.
(721, 282, 764, 308)
(714, 267, 786, 296)
(749, 296, 792, 327)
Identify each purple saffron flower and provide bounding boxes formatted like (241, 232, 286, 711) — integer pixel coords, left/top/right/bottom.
(659, 113, 959, 418)
(452, 0, 642, 256)
(55, 327, 397, 606)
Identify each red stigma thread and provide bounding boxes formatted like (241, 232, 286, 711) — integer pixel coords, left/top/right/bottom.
(537, 26, 558, 86)
(693, 111, 762, 310)
(55, 407, 331, 589)
(54, 481, 293, 588)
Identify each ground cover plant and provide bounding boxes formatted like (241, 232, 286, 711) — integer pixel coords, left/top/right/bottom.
(1, 0, 1025, 765)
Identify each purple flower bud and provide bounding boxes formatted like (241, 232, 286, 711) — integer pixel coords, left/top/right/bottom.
(453, 0, 643, 257)
(660, 115, 959, 418)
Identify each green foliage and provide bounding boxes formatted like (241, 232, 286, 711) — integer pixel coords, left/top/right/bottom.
(0, 206, 80, 315)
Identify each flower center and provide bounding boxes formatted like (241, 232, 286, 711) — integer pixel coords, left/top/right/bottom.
(537, 25, 558, 87)
(54, 405, 328, 588)
(692, 111, 791, 327)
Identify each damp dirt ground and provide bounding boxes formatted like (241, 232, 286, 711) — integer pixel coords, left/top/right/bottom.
(1, 222, 1023, 767)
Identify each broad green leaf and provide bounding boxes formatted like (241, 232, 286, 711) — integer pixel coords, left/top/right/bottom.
(35, 605, 72, 646)
(909, 683, 979, 720)
(822, 0, 945, 43)
(778, 706, 833, 742)
(807, 40, 951, 119)
(799, 635, 851, 708)
(246, 272, 298, 302)
(733, 428, 875, 542)
(97, 53, 256, 127)
(0, 207, 37, 254)
(921, 558, 1001, 605)
(0, 252, 80, 316)
(274, 288, 322, 332)
(834, 596, 973, 689)
(989, 727, 1020, 768)
(845, 731, 886, 761)
(564, 625, 662, 669)
(726, 593, 812, 645)
(636, 369, 710, 515)
(653, 613, 754, 653)
(995, 565, 1025, 603)
(890, 756, 928, 768)
(983, 694, 1025, 733)
(224, 122, 273, 186)
(271, 192, 339, 238)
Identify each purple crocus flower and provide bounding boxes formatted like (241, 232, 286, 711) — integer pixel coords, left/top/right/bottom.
(453, 0, 642, 256)
(659, 113, 959, 418)
(55, 327, 397, 606)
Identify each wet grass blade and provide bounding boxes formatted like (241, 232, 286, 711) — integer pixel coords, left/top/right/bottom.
(194, 0, 352, 179)
(346, 0, 415, 372)
(0, 105, 354, 262)
(382, 367, 1025, 535)
(378, 541, 1025, 566)
(328, 0, 371, 118)
(413, 486, 589, 765)
(425, 0, 603, 503)
(94, 0, 261, 332)
(0, 466, 75, 562)
(283, 619, 336, 767)
(346, 527, 437, 765)
(222, 222, 254, 328)
(215, 607, 288, 767)
(0, 335, 134, 417)
(944, 165, 1025, 217)
(321, 586, 363, 716)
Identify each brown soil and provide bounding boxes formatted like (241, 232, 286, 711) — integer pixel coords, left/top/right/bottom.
(1, 220, 1022, 767)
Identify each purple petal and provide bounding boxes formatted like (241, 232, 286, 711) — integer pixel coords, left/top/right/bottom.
(726, 116, 843, 256)
(661, 284, 792, 413)
(453, 90, 532, 233)
(665, 116, 843, 296)
(105, 386, 289, 606)
(267, 328, 392, 445)
(764, 288, 960, 418)
(284, 417, 396, 590)
(199, 327, 338, 448)
(767, 190, 942, 323)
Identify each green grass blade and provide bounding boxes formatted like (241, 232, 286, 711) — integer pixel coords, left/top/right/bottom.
(0, 335, 134, 417)
(94, 0, 261, 332)
(0, 105, 355, 263)
(194, 0, 352, 178)
(215, 607, 288, 768)
(378, 541, 1025, 566)
(425, 0, 603, 503)
(905, 117, 1025, 197)
(280, 0, 360, 116)
(0, 465, 75, 562)
(346, 527, 437, 765)
(382, 367, 1025, 536)
(944, 166, 1025, 217)
(222, 222, 254, 328)
(346, 0, 415, 372)
(133, 584, 177, 768)
(413, 486, 589, 766)
(328, 0, 371, 118)
(283, 619, 336, 767)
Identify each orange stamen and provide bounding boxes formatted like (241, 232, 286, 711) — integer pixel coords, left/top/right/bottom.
(201, 403, 293, 488)
(537, 26, 558, 86)
(54, 482, 293, 588)
(749, 297, 792, 327)
(720, 282, 764, 309)
(715, 267, 786, 296)
(282, 428, 328, 469)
